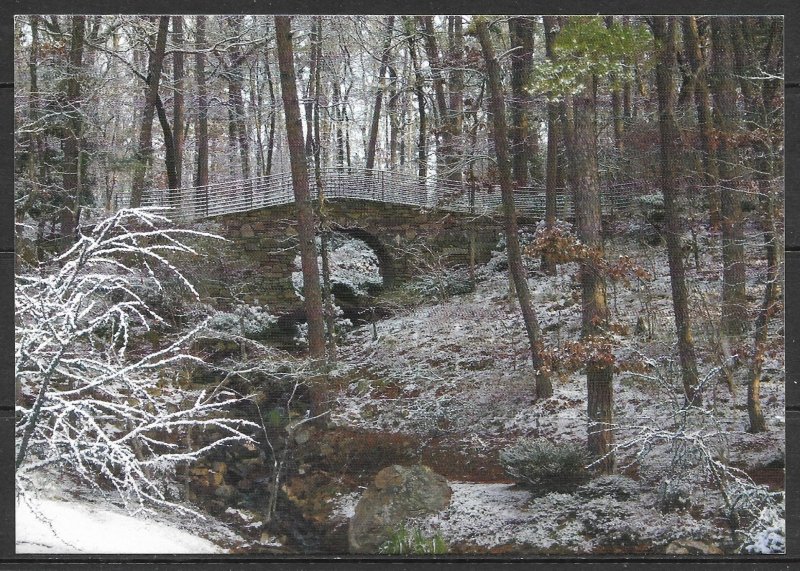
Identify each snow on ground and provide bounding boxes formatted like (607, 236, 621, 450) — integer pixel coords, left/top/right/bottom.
(325, 233, 784, 552)
(331, 245, 785, 466)
(15, 471, 243, 554)
(16, 493, 223, 554)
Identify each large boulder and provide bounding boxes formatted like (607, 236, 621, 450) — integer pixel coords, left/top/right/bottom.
(348, 464, 451, 553)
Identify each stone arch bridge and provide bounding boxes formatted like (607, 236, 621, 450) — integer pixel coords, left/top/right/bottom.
(139, 168, 641, 311)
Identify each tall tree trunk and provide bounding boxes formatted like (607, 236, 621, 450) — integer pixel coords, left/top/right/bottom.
(405, 19, 427, 181)
(653, 17, 700, 404)
(387, 64, 399, 169)
(748, 17, 782, 433)
(311, 16, 337, 362)
(155, 95, 179, 191)
(365, 16, 395, 170)
(508, 17, 536, 186)
(304, 18, 319, 159)
(251, 57, 265, 177)
(447, 16, 464, 183)
(475, 18, 552, 400)
(195, 15, 209, 194)
(264, 35, 277, 176)
(172, 16, 185, 188)
(332, 79, 345, 170)
(60, 15, 85, 248)
(227, 16, 250, 180)
(19, 15, 41, 224)
(542, 16, 560, 275)
(275, 16, 326, 366)
(710, 17, 748, 337)
(682, 16, 721, 228)
(420, 16, 456, 181)
(130, 16, 169, 207)
(572, 70, 614, 473)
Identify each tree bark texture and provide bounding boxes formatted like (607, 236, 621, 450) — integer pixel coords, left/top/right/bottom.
(653, 17, 701, 404)
(710, 17, 748, 337)
(274, 16, 327, 363)
(130, 16, 169, 208)
(572, 69, 614, 474)
(475, 18, 552, 400)
(365, 16, 395, 170)
(59, 16, 85, 247)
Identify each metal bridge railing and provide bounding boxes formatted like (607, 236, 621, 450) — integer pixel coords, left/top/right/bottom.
(112, 168, 642, 223)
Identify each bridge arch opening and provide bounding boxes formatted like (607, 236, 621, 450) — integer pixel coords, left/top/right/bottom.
(291, 227, 389, 323)
(331, 225, 396, 288)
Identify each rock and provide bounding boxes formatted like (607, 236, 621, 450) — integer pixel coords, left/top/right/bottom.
(348, 464, 451, 554)
(214, 484, 238, 501)
(665, 539, 724, 555)
(241, 223, 255, 238)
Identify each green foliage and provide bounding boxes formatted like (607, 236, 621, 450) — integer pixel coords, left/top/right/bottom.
(379, 524, 448, 555)
(529, 16, 651, 98)
(407, 267, 475, 301)
(500, 438, 590, 494)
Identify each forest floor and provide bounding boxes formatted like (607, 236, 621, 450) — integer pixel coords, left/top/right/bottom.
(319, 229, 785, 554)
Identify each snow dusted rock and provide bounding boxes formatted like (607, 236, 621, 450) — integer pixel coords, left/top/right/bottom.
(665, 539, 724, 555)
(348, 464, 451, 553)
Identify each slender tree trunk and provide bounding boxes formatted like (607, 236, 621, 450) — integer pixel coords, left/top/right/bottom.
(387, 65, 399, 169)
(195, 15, 209, 194)
(447, 16, 464, 183)
(311, 16, 337, 362)
(172, 16, 184, 188)
(542, 16, 560, 275)
(572, 71, 614, 474)
(420, 16, 450, 180)
(710, 17, 748, 337)
(653, 17, 701, 404)
(130, 16, 169, 207)
(748, 17, 782, 433)
(682, 16, 721, 228)
(605, 17, 624, 154)
(304, 18, 318, 159)
(227, 16, 250, 180)
(60, 15, 85, 247)
(475, 19, 552, 400)
(251, 57, 265, 177)
(275, 16, 326, 365)
(508, 17, 536, 186)
(405, 19, 427, 181)
(332, 79, 345, 170)
(19, 15, 41, 225)
(622, 17, 633, 120)
(264, 36, 277, 176)
(365, 16, 395, 170)
(155, 95, 179, 192)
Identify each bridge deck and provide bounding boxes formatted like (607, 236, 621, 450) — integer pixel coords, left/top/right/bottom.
(122, 168, 642, 223)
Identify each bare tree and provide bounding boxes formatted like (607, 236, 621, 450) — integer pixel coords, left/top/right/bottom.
(710, 17, 748, 337)
(475, 17, 552, 400)
(172, 16, 185, 188)
(130, 16, 169, 208)
(59, 16, 85, 248)
(652, 16, 700, 404)
(195, 15, 209, 191)
(365, 17, 395, 170)
(508, 16, 536, 186)
(274, 16, 326, 366)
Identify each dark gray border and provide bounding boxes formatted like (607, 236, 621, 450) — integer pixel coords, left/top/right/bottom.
(1, 1, 797, 568)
